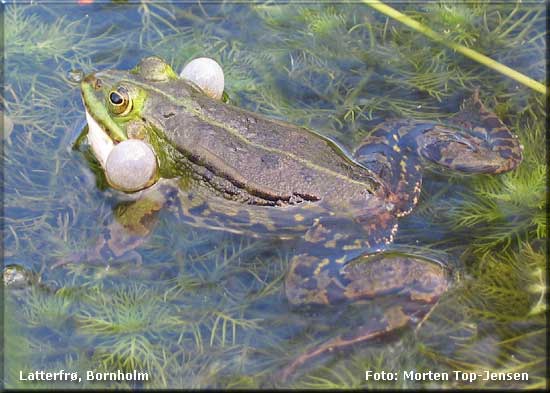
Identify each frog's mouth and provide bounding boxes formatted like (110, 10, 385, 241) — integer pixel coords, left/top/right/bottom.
(85, 108, 115, 168)
(81, 73, 129, 168)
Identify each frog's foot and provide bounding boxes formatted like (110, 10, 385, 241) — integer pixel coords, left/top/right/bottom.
(353, 91, 521, 218)
(52, 250, 101, 269)
(417, 89, 523, 174)
(277, 305, 411, 383)
(52, 247, 143, 269)
(282, 254, 449, 382)
(52, 182, 176, 270)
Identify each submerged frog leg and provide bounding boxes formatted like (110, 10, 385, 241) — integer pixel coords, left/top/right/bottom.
(416, 89, 523, 174)
(285, 200, 398, 306)
(353, 90, 522, 216)
(53, 181, 177, 268)
(277, 306, 411, 383)
(354, 136, 422, 217)
(280, 254, 449, 382)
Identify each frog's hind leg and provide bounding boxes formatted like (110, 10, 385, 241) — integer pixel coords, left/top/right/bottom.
(416, 90, 523, 174)
(281, 253, 449, 382)
(282, 200, 448, 380)
(278, 304, 412, 383)
(353, 91, 522, 215)
(353, 122, 424, 217)
(285, 202, 399, 306)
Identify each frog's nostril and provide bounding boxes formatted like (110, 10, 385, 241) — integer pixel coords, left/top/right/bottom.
(83, 75, 103, 89)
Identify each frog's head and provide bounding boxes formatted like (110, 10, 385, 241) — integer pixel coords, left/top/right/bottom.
(80, 56, 178, 168)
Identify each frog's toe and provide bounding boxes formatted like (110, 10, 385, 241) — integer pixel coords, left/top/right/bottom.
(277, 305, 412, 383)
(51, 250, 101, 269)
(117, 250, 143, 266)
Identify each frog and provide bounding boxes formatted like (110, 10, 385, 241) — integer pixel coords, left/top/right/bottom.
(65, 56, 523, 380)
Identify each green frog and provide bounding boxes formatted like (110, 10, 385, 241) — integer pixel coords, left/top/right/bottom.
(68, 57, 522, 379)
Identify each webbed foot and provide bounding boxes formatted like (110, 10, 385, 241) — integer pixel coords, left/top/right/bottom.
(52, 181, 174, 270)
(277, 305, 411, 383)
(417, 89, 523, 174)
(280, 254, 449, 382)
(52, 248, 143, 270)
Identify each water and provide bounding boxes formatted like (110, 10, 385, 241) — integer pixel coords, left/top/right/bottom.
(2, 2, 546, 389)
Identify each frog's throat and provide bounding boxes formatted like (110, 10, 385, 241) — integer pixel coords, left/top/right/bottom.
(85, 108, 114, 168)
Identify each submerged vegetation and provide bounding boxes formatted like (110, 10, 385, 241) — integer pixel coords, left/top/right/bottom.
(2, 1, 546, 389)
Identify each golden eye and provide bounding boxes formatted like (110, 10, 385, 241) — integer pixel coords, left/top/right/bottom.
(108, 86, 132, 116)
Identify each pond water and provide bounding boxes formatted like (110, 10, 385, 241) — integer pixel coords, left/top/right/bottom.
(2, 2, 547, 389)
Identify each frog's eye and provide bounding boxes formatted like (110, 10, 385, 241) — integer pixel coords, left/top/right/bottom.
(108, 86, 132, 116)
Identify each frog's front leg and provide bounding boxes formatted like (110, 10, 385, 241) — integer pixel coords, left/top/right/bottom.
(282, 253, 449, 382)
(53, 180, 179, 269)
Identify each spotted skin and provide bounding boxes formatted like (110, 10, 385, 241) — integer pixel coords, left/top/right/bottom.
(285, 91, 522, 309)
(277, 90, 521, 380)
(278, 255, 448, 380)
(69, 89, 522, 380)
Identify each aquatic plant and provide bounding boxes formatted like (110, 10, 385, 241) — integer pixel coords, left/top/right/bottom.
(2, 3, 125, 151)
(74, 284, 176, 385)
(137, 1, 179, 47)
(3, 298, 39, 387)
(3, 1, 546, 389)
(418, 241, 546, 389)
(442, 93, 546, 255)
(4, 6, 90, 65)
(2, 3, 128, 274)
(20, 287, 73, 329)
(369, 1, 546, 95)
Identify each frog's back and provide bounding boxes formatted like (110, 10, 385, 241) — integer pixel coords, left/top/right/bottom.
(142, 79, 382, 206)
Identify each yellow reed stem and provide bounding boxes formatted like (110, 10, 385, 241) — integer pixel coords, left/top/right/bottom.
(363, 0, 547, 95)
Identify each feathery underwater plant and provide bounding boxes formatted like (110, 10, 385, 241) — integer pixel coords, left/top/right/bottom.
(417, 241, 546, 389)
(3, 1, 546, 389)
(442, 93, 545, 256)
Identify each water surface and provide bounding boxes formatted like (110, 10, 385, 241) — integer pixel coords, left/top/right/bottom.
(3, 2, 546, 389)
